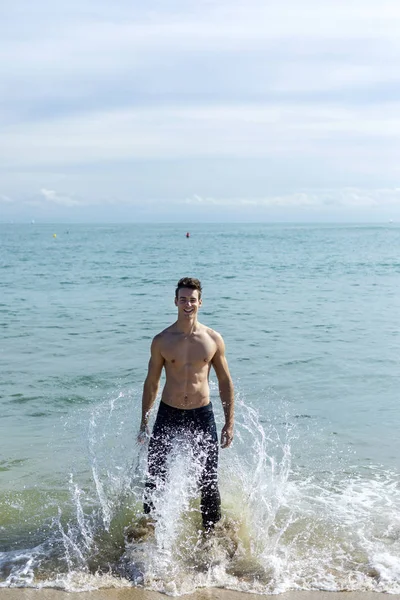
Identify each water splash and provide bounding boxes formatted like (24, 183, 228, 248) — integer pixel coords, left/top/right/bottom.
(1, 389, 400, 594)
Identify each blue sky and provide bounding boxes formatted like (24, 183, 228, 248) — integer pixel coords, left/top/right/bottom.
(1, 0, 400, 222)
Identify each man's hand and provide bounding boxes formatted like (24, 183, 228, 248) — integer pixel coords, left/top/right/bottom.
(220, 423, 234, 448)
(138, 424, 150, 445)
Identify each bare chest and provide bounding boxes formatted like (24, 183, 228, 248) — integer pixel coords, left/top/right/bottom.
(161, 335, 216, 368)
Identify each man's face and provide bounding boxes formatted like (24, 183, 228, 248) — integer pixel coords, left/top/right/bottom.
(175, 288, 202, 319)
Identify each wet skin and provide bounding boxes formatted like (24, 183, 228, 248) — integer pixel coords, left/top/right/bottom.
(139, 287, 234, 448)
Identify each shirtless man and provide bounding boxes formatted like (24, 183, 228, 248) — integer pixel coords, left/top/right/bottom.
(138, 277, 234, 530)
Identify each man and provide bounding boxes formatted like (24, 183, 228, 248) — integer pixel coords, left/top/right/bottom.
(138, 277, 234, 531)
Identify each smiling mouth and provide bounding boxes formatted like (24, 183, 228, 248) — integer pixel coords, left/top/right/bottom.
(184, 308, 194, 315)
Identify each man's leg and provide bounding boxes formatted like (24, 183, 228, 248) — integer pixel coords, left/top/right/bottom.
(143, 423, 173, 515)
(197, 417, 221, 530)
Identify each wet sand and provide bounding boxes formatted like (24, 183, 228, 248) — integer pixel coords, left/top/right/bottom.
(0, 590, 399, 600)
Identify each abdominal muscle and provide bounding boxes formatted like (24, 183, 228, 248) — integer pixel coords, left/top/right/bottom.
(161, 363, 211, 409)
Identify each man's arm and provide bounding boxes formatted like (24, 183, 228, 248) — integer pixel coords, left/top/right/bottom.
(139, 335, 164, 441)
(211, 333, 234, 448)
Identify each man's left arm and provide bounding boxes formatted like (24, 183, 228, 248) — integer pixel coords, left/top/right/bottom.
(212, 334, 234, 448)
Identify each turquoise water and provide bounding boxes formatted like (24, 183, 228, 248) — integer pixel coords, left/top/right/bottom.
(1, 223, 400, 593)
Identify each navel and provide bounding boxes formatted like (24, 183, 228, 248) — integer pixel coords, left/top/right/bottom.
(171, 359, 175, 363)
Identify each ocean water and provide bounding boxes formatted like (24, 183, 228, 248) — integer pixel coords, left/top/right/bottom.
(1, 222, 400, 594)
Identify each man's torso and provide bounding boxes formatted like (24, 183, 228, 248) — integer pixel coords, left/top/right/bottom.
(157, 323, 218, 409)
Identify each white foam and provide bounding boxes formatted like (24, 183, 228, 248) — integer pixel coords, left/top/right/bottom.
(2, 390, 400, 594)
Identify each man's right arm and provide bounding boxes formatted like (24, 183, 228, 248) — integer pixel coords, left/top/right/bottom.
(139, 336, 164, 441)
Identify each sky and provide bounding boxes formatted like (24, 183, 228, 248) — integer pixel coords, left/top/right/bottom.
(1, 0, 400, 222)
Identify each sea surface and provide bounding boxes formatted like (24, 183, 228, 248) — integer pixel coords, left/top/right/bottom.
(1, 222, 400, 594)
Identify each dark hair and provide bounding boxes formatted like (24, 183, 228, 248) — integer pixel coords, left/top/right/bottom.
(175, 277, 202, 299)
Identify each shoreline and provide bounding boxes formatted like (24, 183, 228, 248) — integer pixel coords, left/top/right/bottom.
(1, 590, 400, 600)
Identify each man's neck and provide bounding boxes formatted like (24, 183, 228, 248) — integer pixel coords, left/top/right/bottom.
(175, 317, 199, 335)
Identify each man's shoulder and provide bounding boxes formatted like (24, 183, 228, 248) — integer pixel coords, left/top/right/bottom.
(201, 325, 224, 346)
(152, 325, 175, 344)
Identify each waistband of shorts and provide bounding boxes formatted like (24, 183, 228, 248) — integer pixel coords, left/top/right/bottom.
(158, 400, 213, 417)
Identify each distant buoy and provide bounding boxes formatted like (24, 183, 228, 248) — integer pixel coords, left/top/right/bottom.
(53, 233, 57, 238)
(186, 232, 190, 238)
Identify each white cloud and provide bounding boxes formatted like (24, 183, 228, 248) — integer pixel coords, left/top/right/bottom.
(184, 189, 400, 210)
(2, 0, 400, 219)
(1, 0, 400, 109)
(0, 102, 398, 167)
(0, 194, 14, 203)
(3, 186, 400, 222)
(40, 188, 79, 207)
